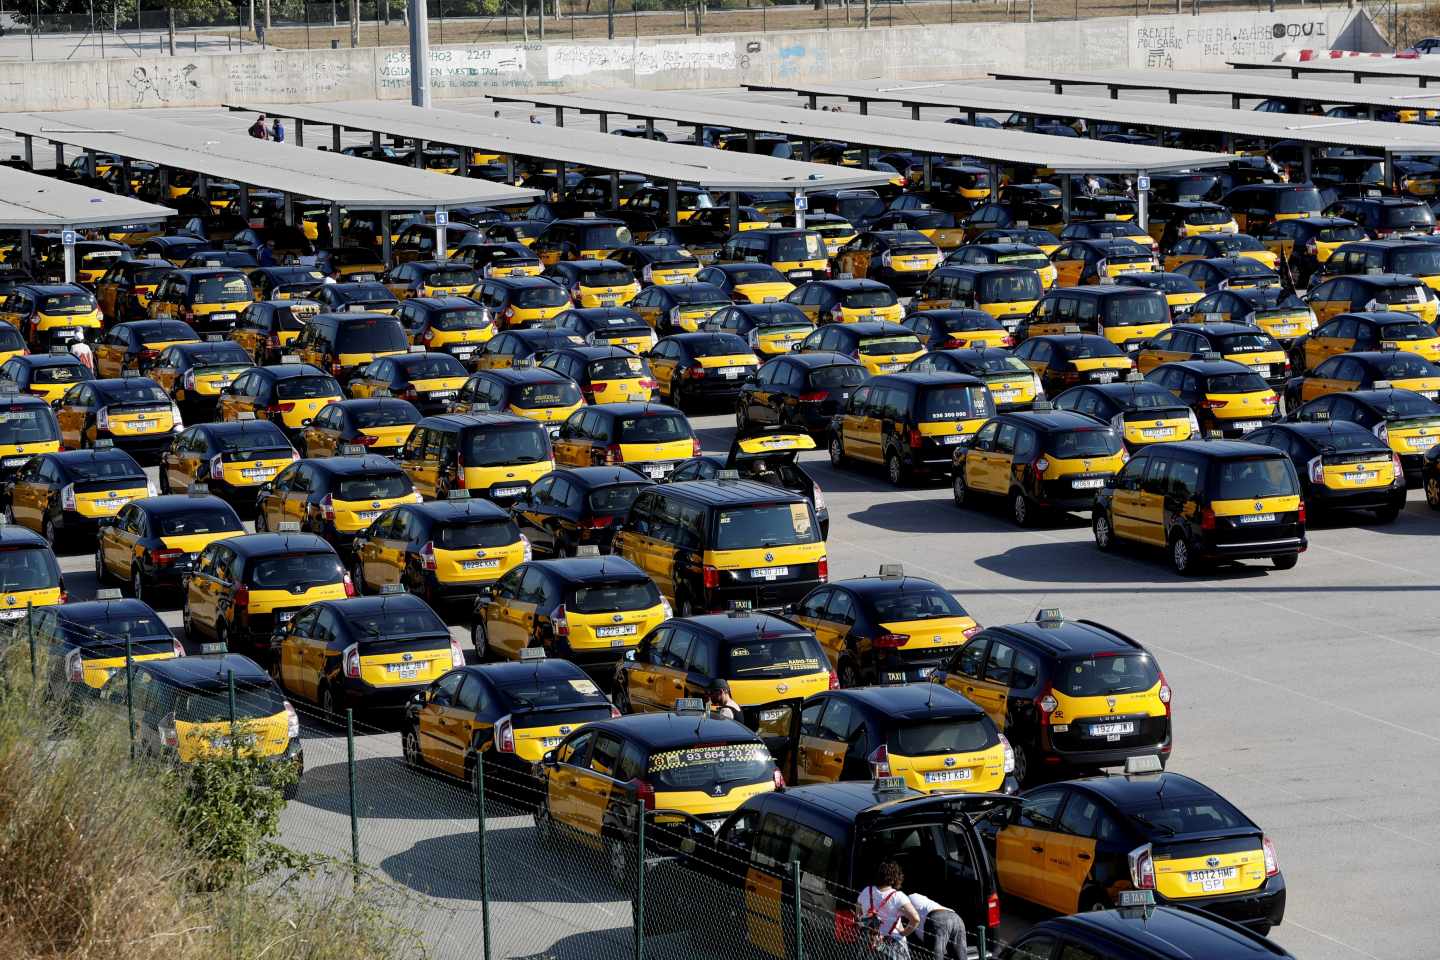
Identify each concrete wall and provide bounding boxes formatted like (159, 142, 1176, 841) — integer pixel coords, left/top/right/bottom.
(0, 8, 1379, 114)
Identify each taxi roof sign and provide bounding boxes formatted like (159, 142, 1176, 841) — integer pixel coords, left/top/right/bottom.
(1035, 607, 1064, 622)
(0, 382, 17, 394)
(379, 583, 405, 595)
(519, 647, 547, 661)
(1125, 371, 1144, 382)
(96, 587, 122, 600)
(879, 564, 904, 579)
(236, 411, 256, 420)
(338, 443, 366, 455)
(280, 354, 301, 363)
(93, 439, 114, 448)
(1061, 324, 1081, 333)
(576, 544, 601, 557)
(199, 641, 228, 655)
(873, 776, 908, 795)
(1124, 755, 1165, 775)
(205, 334, 225, 342)
(1031, 400, 1054, 412)
(48, 345, 71, 354)
(277, 520, 302, 532)
(674, 697, 706, 715)
(1202, 351, 1223, 361)
(716, 469, 740, 483)
(187, 482, 210, 496)
(1374, 380, 1392, 389)
(409, 345, 426, 353)
(763, 296, 778, 303)
(1117, 890, 1155, 908)
(445, 489, 472, 499)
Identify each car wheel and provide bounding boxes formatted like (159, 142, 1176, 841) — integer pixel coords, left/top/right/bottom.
(320, 684, 341, 725)
(534, 796, 556, 846)
(94, 548, 110, 585)
(472, 620, 490, 661)
(130, 567, 146, 605)
(254, 510, 268, 533)
(350, 562, 366, 596)
(1093, 512, 1114, 552)
(677, 594, 697, 617)
(1170, 534, 1198, 576)
(735, 405, 749, 432)
(828, 434, 844, 467)
(1272, 553, 1298, 571)
(1011, 741, 1030, 785)
(951, 468, 969, 508)
(885, 451, 908, 487)
(1011, 490, 1033, 528)
(402, 728, 422, 769)
(1425, 474, 1440, 510)
(181, 602, 193, 639)
(613, 684, 632, 714)
(42, 516, 56, 548)
(607, 832, 636, 890)
(158, 470, 171, 495)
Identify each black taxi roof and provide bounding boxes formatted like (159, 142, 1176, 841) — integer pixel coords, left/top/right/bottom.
(1345, 387, 1440, 407)
(933, 263, 1037, 276)
(311, 593, 435, 620)
(478, 366, 573, 386)
(307, 454, 406, 476)
(132, 493, 237, 516)
(170, 267, 247, 279)
(505, 328, 584, 346)
(330, 397, 419, 413)
(1337, 310, 1435, 327)
(683, 611, 809, 639)
(89, 376, 164, 397)
(12, 354, 90, 369)
(0, 524, 49, 546)
(562, 306, 645, 322)
(411, 296, 482, 311)
(528, 555, 649, 584)
(984, 616, 1141, 657)
(809, 278, 896, 291)
(553, 465, 650, 487)
(1074, 770, 1219, 807)
(469, 657, 591, 685)
(1038, 906, 1290, 959)
(585, 402, 681, 419)
(1153, 359, 1254, 376)
(1270, 421, 1382, 445)
(584, 713, 761, 749)
(48, 448, 145, 470)
(548, 345, 640, 362)
(826, 684, 986, 722)
(651, 283, 730, 303)
(1060, 285, 1164, 301)
(19, 282, 92, 295)
(832, 573, 945, 598)
(1345, 273, 1431, 288)
(227, 531, 334, 557)
(168, 341, 249, 358)
(487, 275, 567, 290)
(994, 409, 1116, 433)
(113, 319, 196, 337)
(829, 321, 914, 338)
(659, 478, 809, 507)
(867, 371, 984, 388)
(145, 653, 272, 690)
(785, 351, 861, 368)
(410, 498, 511, 522)
(1193, 257, 1277, 274)
(258, 363, 331, 380)
(1169, 322, 1262, 337)
(418, 412, 540, 431)
(198, 419, 288, 438)
(0, 392, 54, 408)
(557, 259, 627, 274)
(1146, 439, 1288, 460)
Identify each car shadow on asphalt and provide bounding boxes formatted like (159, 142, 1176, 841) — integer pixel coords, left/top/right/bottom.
(842, 498, 1090, 536)
(974, 539, 1274, 584)
(290, 755, 478, 821)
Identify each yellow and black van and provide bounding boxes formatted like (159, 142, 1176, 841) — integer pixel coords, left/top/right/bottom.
(612, 477, 828, 615)
(396, 413, 554, 504)
(147, 340, 258, 425)
(0, 283, 103, 350)
(912, 265, 1043, 328)
(1093, 439, 1306, 573)
(828, 372, 993, 485)
(1021, 286, 1172, 354)
(294, 312, 410, 386)
(147, 268, 253, 335)
(1221, 183, 1325, 233)
(716, 228, 831, 284)
(532, 217, 634, 265)
(231, 299, 321, 366)
(4, 447, 151, 545)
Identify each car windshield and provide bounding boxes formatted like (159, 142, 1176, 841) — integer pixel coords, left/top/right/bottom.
(1057, 652, 1160, 696)
(713, 503, 819, 550)
(276, 375, 341, 400)
(514, 286, 571, 308)
(588, 356, 647, 381)
(0, 406, 59, 442)
(514, 381, 582, 409)
(337, 320, 408, 353)
(843, 289, 900, 309)
(808, 364, 866, 388)
(344, 604, 449, 641)
(193, 276, 251, 303)
(1214, 333, 1277, 353)
(588, 483, 646, 514)
(246, 552, 344, 588)
(436, 518, 520, 549)
(1205, 372, 1271, 394)
(859, 336, 923, 356)
(103, 382, 169, 405)
(0, 545, 60, 591)
(465, 427, 549, 466)
(724, 635, 827, 679)
(618, 414, 690, 443)
(773, 235, 825, 261)
(1104, 294, 1168, 327)
(920, 385, 991, 421)
(1046, 428, 1123, 458)
(499, 676, 608, 708)
(66, 458, 143, 482)
(1378, 322, 1436, 342)
(725, 266, 786, 285)
(400, 356, 467, 380)
(156, 508, 243, 536)
(578, 267, 633, 287)
(336, 472, 411, 501)
(215, 429, 290, 452)
(37, 292, 97, 313)
(569, 578, 662, 613)
(888, 718, 995, 756)
(1057, 339, 1124, 360)
(869, 586, 969, 622)
(1212, 456, 1295, 498)
(351, 405, 418, 428)
(175, 681, 286, 723)
(431, 308, 491, 332)
(646, 742, 774, 791)
(425, 267, 477, 287)
(978, 272, 1043, 302)
(1125, 796, 1250, 838)
(688, 335, 749, 358)
(1372, 284, 1429, 306)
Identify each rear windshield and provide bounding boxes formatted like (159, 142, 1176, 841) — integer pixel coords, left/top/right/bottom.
(859, 335, 923, 356)
(1316, 224, 1366, 243)
(724, 635, 827, 680)
(978, 272, 1043, 302)
(1183, 208, 1231, 225)
(772, 235, 825, 262)
(352, 405, 418, 428)
(1222, 260, 1275, 278)
(276, 376, 340, 400)
(336, 472, 412, 501)
(725, 266, 787, 285)
(1381, 206, 1434, 228)
(581, 225, 631, 247)
(1205, 372, 1271, 394)
(568, 578, 662, 614)
(1311, 431, 1385, 453)
(618, 413, 690, 443)
(66, 458, 143, 483)
(888, 718, 995, 756)
(0, 407, 59, 442)
(426, 267, 477, 287)
(713, 503, 819, 550)
(1372, 353, 1439, 378)
(1274, 187, 1324, 214)
(156, 508, 243, 537)
(431, 308, 491, 332)
(646, 742, 774, 791)
(1045, 428, 1123, 458)
(974, 355, 1034, 375)
(868, 587, 969, 622)
(175, 681, 286, 723)
(589, 483, 646, 514)
(1378, 322, 1436, 342)
(133, 266, 173, 285)
(1211, 235, 1265, 254)
(191, 345, 253, 367)
(995, 254, 1050, 270)
(589, 356, 646, 381)
(514, 286, 570, 308)
(337, 320, 408, 353)
(1057, 652, 1160, 697)
(401, 356, 467, 380)
(1214, 333, 1277, 353)
(342, 604, 449, 641)
(499, 676, 609, 709)
(0, 545, 60, 591)
(514, 381, 582, 409)
(1388, 249, 1440, 277)
(1130, 275, 1200, 294)
(577, 267, 633, 287)
(104, 383, 170, 405)
(1057, 339, 1124, 360)
(193, 276, 251, 303)
(920, 385, 992, 421)
(246, 552, 344, 589)
(215, 429, 290, 453)
(1372, 284, 1429, 306)
(1104, 295, 1168, 327)
(436, 517, 519, 549)
(808, 364, 866, 388)
(1211, 456, 1295, 498)
(38, 293, 97, 313)
(1373, 393, 1440, 418)
(688, 335, 750, 358)
(1122, 389, 1187, 410)
(842, 289, 900, 309)
(1125, 796, 1250, 838)
(464, 427, 550, 466)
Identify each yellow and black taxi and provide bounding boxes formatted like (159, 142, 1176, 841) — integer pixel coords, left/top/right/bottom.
(669, 429, 829, 538)
(1137, 322, 1289, 388)
(553, 403, 697, 480)
(1306, 272, 1439, 325)
(39, 595, 179, 702)
(1325, 194, 1437, 239)
(627, 282, 732, 335)
(512, 466, 653, 558)
(693, 263, 796, 305)
(94, 320, 199, 379)
(395, 296, 496, 365)
(1147, 358, 1280, 438)
(449, 366, 584, 434)
(455, 240, 545, 280)
(800, 211, 860, 258)
(1057, 214, 1153, 252)
(147, 340, 256, 423)
(231, 299, 321, 366)
(1172, 257, 1279, 293)
(874, 208, 968, 250)
(1186, 287, 1317, 344)
(1291, 311, 1440, 371)
(1149, 199, 1239, 244)
(476, 328, 607, 375)
(147, 268, 253, 335)
(834, 230, 943, 296)
(736, 352, 866, 438)
(543, 259, 642, 309)
(987, 768, 1285, 930)
(1283, 349, 1440, 408)
(784, 685, 1013, 795)
(218, 362, 344, 439)
(790, 565, 979, 688)
(134, 235, 207, 267)
(647, 332, 760, 411)
(1094, 438, 1306, 573)
(1050, 239, 1156, 287)
(94, 257, 174, 324)
(532, 217, 633, 265)
(1022, 286, 1173, 354)
(183, 530, 353, 657)
(702, 302, 815, 358)
(540, 345, 657, 404)
(310, 281, 402, 318)
(351, 493, 529, 603)
(397, 413, 554, 504)
(1053, 377, 1199, 449)
(787, 278, 905, 326)
(552, 307, 655, 354)
(0, 283, 103, 350)
(95, 491, 244, 600)
(314, 246, 386, 282)
(0, 524, 63, 620)
(1290, 385, 1440, 483)
(1162, 233, 1279, 273)
(1254, 215, 1363, 287)
(276, 592, 462, 716)
(1222, 183, 1325, 233)
(912, 265, 1043, 330)
(299, 397, 419, 458)
(1013, 332, 1134, 395)
(1242, 420, 1405, 522)
(256, 454, 419, 555)
(347, 350, 470, 415)
(716, 228, 831, 285)
(294, 311, 410, 385)
(382, 260, 479, 300)
(612, 478, 827, 615)
(55, 376, 182, 458)
(1315, 238, 1440, 292)
(4, 446, 152, 544)
(828, 372, 993, 485)
(402, 654, 617, 796)
(474, 275, 572, 329)
(1425, 442, 1440, 507)
(0, 323, 25, 366)
(944, 241, 1058, 290)
(908, 347, 1044, 411)
(158, 419, 298, 505)
(974, 225, 1064, 256)
(472, 554, 669, 670)
(1112, 270, 1206, 313)
(794, 321, 927, 378)
(952, 406, 1128, 525)
(247, 265, 325, 302)
(930, 610, 1170, 782)
(0, 391, 60, 480)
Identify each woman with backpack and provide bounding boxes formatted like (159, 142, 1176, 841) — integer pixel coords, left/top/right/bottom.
(856, 860, 920, 959)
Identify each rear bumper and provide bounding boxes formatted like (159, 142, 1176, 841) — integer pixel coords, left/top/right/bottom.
(334, 678, 429, 710)
(1160, 875, 1286, 931)
(1195, 531, 1306, 561)
(699, 579, 823, 613)
(1307, 484, 1405, 512)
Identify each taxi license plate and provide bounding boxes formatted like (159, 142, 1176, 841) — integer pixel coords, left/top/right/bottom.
(212, 313, 237, 321)
(429, 390, 457, 399)
(277, 610, 295, 622)
(994, 389, 1019, 402)
(461, 559, 501, 570)
(1422, 391, 1439, 400)
(357, 510, 382, 521)
(1231, 420, 1262, 431)
(720, 367, 745, 379)
(598, 295, 619, 305)
(453, 347, 476, 357)
(545, 425, 561, 438)
(1253, 364, 1271, 377)
(507, 269, 528, 277)
(643, 463, 671, 478)
(902, 259, 926, 268)
(1091, 371, 1118, 383)
(493, 486, 525, 497)
(1089, 721, 1134, 737)
(924, 769, 973, 784)
(1071, 478, 1104, 489)
(596, 624, 638, 638)
(1240, 513, 1276, 523)
(1187, 867, 1237, 890)
(0, 608, 26, 620)
(1343, 470, 1378, 482)
(95, 498, 127, 510)
(1409, 435, 1439, 449)
(790, 270, 813, 279)
(752, 566, 789, 581)
(3, 456, 29, 467)
(1141, 427, 1175, 439)
(241, 467, 276, 480)
(1270, 323, 1299, 335)
(541, 736, 563, 748)
(879, 363, 904, 373)
(942, 435, 964, 445)
(388, 662, 420, 680)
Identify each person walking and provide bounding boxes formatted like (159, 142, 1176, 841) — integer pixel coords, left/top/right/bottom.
(248, 114, 270, 140)
(906, 892, 967, 960)
(857, 860, 919, 960)
(272, 117, 286, 144)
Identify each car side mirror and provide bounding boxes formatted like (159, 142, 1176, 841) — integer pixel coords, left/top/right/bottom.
(624, 649, 637, 662)
(96, 516, 116, 527)
(541, 749, 556, 765)
(256, 481, 273, 496)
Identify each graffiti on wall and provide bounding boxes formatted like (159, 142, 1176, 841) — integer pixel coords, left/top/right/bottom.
(378, 46, 529, 90)
(226, 55, 358, 99)
(546, 40, 736, 80)
(127, 62, 201, 104)
(1135, 19, 1326, 69)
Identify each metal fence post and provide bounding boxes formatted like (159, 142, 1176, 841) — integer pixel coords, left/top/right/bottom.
(124, 633, 135, 758)
(26, 603, 35, 683)
(346, 707, 360, 886)
(633, 802, 646, 960)
(227, 669, 238, 759)
(475, 754, 492, 960)
(791, 859, 804, 960)
(977, 925, 988, 960)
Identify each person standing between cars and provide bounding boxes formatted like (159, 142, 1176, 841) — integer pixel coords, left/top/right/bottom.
(68, 336, 94, 372)
(906, 892, 966, 960)
(707, 679, 742, 722)
(529, 114, 542, 125)
(857, 861, 919, 959)
(249, 114, 269, 140)
(272, 117, 285, 143)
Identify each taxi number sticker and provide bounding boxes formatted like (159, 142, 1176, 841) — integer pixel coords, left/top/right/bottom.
(429, 390, 458, 399)
(277, 610, 296, 622)
(649, 743, 771, 772)
(567, 679, 600, 695)
(720, 367, 745, 379)
(924, 769, 973, 783)
(1408, 435, 1438, 448)
(493, 486, 525, 497)
(461, 559, 501, 570)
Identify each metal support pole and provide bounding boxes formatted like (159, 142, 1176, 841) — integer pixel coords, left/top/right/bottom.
(459, 148, 470, 177)
(283, 192, 294, 227)
(923, 154, 933, 192)
(633, 803, 646, 960)
(791, 860, 804, 959)
(414, 139, 425, 169)
(645, 118, 655, 140)
(967, 110, 977, 126)
(408, 0, 430, 107)
(85, 149, 97, 179)
(296, 120, 305, 148)
(599, 113, 609, 133)
(667, 181, 679, 227)
(910, 104, 920, 121)
(119, 159, 132, 196)
(124, 633, 135, 757)
(794, 191, 806, 231)
(382, 212, 393, 266)
(330, 203, 342, 251)
(557, 161, 567, 201)
(858, 100, 869, 116)
(475, 747, 492, 960)
(346, 708, 360, 886)
(729, 192, 739, 234)
(610, 171, 620, 205)
(435, 217, 448, 261)
(1301, 144, 1313, 184)
(1384, 151, 1396, 193)
(227, 669, 238, 759)
(1136, 171, 1148, 233)
(54, 142, 63, 170)
(555, 106, 565, 127)
(506, 155, 516, 183)
(238, 183, 251, 220)
(63, 242, 76, 284)
(19, 232, 30, 272)
(1061, 175, 1073, 224)
(746, 131, 756, 153)
(26, 604, 35, 683)
(22, 135, 32, 171)
(372, 130, 382, 153)
(333, 125, 343, 151)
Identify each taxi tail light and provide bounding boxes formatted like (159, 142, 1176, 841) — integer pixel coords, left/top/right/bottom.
(1000, 734, 1016, 774)
(817, 556, 828, 582)
(183, 370, 197, 391)
(454, 455, 467, 489)
(702, 565, 720, 589)
(355, 435, 379, 446)
(65, 648, 83, 683)
(632, 778, 656, 810)
(421, 328, 435, 344)
(1305, 240, 1318, 256)
(908, 427, 923, 449)
(550, 604, 569, 638)
(1033, 457, 1050, 475)
(610, 705, 622, 718)
(60, 484, 76, 511)
(267, 334, 281, 349)
(1199, 506, 1217, 531)
(1372, 422, 1389, 442)
(604, 443, 622, 465)
(1296, 499, 1306, 525)
(342, 571, 357, 598)
(1262, 835, 1279, 876)
(284, 701, 300, 738)
(320, 494, 336, 522)
(1158, 671, 1172, 711)
(798, 390, 828, 402)
(962, 624, 981, 640)
(583, 515, 614, 529)
(829, 305, 844, 324)
(1392, 452, 1405, 480)
(521, 535, 532, 561)
(986, 893, 1001, 929)
(1198, 398, 1228, 409)
(686, 366, 706, 379)
(1128, 843, 1156, 890)
(772, 767, 786, 790)
(828, 669, 839, 690)
(209, 454, 224, 480)
(1032, 374, 1045, 394)
(159, 712, 179, 749)
(640, 379, 658, 390)
(419, 541, 437, 571)
(867, 745, 892, 778)
(873, 633, 908, 649)
(342, 643, 361, 679)
(331, 363, 343, 376)
(233, 584, 249, 606)
(692, 438, 703, 457)
(449, 636, 465, 668)
(153, 547, 185, 567)
(1035, 687, 1058, 725)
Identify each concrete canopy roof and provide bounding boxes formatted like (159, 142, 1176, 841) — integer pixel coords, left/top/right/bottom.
(481, 89, 1234, 175)
(0, 110, 539, 211)
(1229, 56, 1440, 86)
(0, 165, 174, 230)
(746, 78, 1440, 156)
(226, 99, 899, 193)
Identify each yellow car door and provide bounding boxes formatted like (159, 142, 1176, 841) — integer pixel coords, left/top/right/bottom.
(947, 638, 1013, 731)
(1304, 319, 1356, 370)
(995, 789, 1064, 907)
(1051, 246, 1084, 287)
